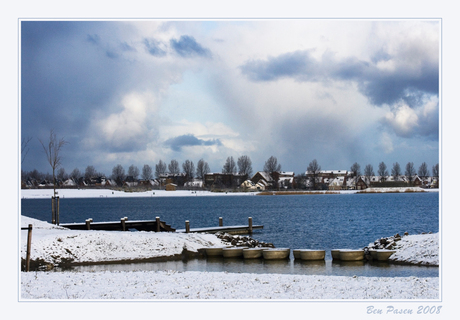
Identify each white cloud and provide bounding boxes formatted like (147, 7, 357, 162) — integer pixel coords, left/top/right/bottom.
(94, 91, 159, 151)
(384, 104, 419, 137)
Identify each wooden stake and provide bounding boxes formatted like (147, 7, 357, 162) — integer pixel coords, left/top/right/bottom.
(219, 217, 223, 226)
(56, 196, 60, 226)
(185, 220, 190, 233)
(26, 224, 32, 272)
(248, 217, 253, 233)
(51, 196, 55, 225)
(156, 217, 161, 232)
(86, 218, 93, 230)
(121, 217, 127, 231)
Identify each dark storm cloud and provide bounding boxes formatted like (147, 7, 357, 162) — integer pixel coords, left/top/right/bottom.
(164, 134, 222, 151)
(20, 21, 145, 173)
(240, 49, 439, 108)
(170, 35, 211, 58)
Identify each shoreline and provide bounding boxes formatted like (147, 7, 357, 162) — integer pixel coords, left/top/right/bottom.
(20, 187, 438, 199)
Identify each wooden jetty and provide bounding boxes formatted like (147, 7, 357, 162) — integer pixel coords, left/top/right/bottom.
(176, 224, 263, 234)
(61, 217, 175, 232)
(61, 216, 261, 234)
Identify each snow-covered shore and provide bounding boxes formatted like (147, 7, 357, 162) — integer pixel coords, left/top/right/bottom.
(20, 187, 438, 199)
(20, 216, 227, 266)
(20, 216, 439, 300)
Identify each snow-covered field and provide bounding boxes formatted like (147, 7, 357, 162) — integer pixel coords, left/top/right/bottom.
(20, 215, 440, 300)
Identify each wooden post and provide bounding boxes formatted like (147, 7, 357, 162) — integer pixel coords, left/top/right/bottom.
(248, 217, 253, 233)
(156, 217, 161, 232)
(121, 217, 127, 231)
(86, 218, 93, 230)
(26, 224, 32, 272)
(219, 217, 223, 226)
(185, 220, 190, 233)
(51, 196, 55, 225)
(56, 196, 60, 226)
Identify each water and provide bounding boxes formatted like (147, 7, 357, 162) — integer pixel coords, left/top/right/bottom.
(21, 192, 439, 277)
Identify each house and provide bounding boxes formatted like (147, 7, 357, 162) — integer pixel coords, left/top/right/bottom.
(165, 183, 177, 191)
(355, 176, 368, 190)
(160, 173, 188, 187)
(272, 171, 295, 189)
(184, 179, 204, 188)
(250, 171, 274, 188)
(328, 176, 346, 190)
(204, 173, 248, 188)
(241, 180, 266, 191)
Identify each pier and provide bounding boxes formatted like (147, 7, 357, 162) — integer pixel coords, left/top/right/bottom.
(60, 216, 262, 234)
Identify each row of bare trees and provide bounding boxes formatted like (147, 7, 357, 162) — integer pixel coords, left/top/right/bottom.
(23, 130, 439, 190)
(304, 158, 439, 189)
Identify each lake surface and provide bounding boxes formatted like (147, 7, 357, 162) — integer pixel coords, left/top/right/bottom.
(21, 192, 439, 277)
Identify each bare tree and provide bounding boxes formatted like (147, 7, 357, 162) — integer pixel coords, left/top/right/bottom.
(142, 164, 153, 180)
(39, 129, 68, 225)
(222, 156, 237, 174)
(432, 163, 439, 188)
(128, 164, 140, 180)
(57, 167, 68, 181)
(378, 162, 389, 182)
(39, 129, 68, 197)
(264, 156, 281, 175)
(182, 159, 195, 180)
(21, 136, 32, 164)
(295, 172, 307, 189)
(155, 160, 167, 178)
(168, 159, 180, 175)
(418, 162, 430, 178)
(237, 155, 253, 177)
(364, 164, 374, 184)
(405, 162, 416, 185)
(432, 163, 439, 177)
(391, 162, 401, 181)
(307, 159, 321, 190)
(196, 158, 210, 180)
(70, 168, 82, 182)
(112, 164, 126, 185)
(350, 162, 361, 177)
(84, 165, 97, 180)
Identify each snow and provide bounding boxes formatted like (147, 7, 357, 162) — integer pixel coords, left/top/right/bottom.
(20, 215, 440, 300)
(21, 271, 438, 300)
(388, 233, 439, 266)
(20, 187, 438, 200)
(20, 188, 259, 199)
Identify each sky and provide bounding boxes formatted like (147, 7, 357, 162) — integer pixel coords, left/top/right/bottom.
(20, 19, 440, 177)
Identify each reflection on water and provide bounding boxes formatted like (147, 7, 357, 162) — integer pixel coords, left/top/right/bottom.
(65, 256, 438, 278)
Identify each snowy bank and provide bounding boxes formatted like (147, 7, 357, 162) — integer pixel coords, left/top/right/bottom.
(21, 216, 226, 267)
(21, 270, 438, 299)
(368, 233, 439, 266)
(20, 187, 438, 199)
(389, 233, 439, 266)
(21, 188, 257, 199)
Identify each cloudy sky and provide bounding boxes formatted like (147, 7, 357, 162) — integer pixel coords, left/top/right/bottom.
(20, 19, 439, 177)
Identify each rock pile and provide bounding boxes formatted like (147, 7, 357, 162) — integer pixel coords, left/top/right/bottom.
(368, 233, 406, 250)
(215, 232, 275, 248)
